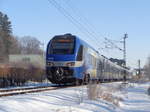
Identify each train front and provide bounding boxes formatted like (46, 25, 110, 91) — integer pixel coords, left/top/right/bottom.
(46, 34, 82, 84)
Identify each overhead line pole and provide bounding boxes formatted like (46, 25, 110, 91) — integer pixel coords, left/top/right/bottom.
(123, 33, 128, 68)
(138, 59, 141, 77)
(122, 33, 128, 82)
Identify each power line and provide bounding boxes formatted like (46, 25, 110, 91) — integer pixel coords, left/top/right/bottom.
(104, 37, 123, 51)
(62, 0, 105, 47)
(47, 0, 89, 43)
(104, 34, 129, 68)
(47, 0, 130, 65)
(47, 0, 101, 49)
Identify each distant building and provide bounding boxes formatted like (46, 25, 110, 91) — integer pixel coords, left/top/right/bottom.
(9, 54, 45, 68)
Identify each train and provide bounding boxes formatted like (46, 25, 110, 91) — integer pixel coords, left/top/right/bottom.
(46, 33, 131, 84)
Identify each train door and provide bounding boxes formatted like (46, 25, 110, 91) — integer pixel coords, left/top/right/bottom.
(76, 45, 83, 79)
(102, 59, 105, 81)
(97, 59, 103, 79)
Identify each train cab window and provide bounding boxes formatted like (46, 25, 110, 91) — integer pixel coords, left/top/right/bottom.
(76, 45, 83, 61)
(49, 36, 75, 54)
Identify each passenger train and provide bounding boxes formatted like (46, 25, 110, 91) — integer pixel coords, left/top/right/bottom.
(46, 34, 130, 84)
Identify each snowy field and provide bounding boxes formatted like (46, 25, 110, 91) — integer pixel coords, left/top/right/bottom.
(0, 82, 150, 112)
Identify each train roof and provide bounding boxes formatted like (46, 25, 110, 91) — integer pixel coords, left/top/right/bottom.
(75, 36, 100, 56)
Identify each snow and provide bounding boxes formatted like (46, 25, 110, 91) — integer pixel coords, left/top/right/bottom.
(119, 82, 150, 112)
(0, 82, 150, 112)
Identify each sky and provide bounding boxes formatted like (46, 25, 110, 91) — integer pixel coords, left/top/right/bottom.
(0, 0, 150, 68)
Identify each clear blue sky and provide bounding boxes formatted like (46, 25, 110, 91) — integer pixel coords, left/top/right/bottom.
(0, 0, 150, 68)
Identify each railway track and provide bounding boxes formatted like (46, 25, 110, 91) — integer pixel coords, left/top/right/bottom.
(0, 81, 127, 97)
(0, 85, 75, 97)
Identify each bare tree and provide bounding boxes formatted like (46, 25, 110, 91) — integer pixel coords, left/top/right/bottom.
(19, 36, 43, 54)
(9, 36, 21, 54)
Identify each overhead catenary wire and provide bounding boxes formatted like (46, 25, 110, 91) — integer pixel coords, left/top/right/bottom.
(62, 0, 105, 49)
(62, 0, 126, 55)
(47, 0, 130, 66)
(47, 0, 88, 43)
(47, 0, 103, 50)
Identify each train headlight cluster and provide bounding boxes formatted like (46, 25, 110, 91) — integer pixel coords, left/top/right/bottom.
(66, 62, 75, 67)
(47, 62, 54, 66)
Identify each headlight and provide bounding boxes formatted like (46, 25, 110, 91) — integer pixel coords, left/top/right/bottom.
(47, 62, 54, 66)
(66, 62, 75, 67)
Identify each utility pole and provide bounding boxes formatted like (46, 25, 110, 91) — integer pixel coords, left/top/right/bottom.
(123, 34, 128, 81)
(138, 59, 141, 76)
(123, 33, 128, 68)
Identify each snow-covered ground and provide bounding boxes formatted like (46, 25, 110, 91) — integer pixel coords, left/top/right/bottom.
(0, 82, 150, 112)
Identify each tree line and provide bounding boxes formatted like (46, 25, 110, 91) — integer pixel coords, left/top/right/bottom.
(0, 11, 43, 63)
(0, 11, 45, 87)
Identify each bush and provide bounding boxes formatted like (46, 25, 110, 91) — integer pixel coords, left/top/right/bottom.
(87, 82, 124, 106)
(87, 82, 100, 100)
(0, 62, 45, 87)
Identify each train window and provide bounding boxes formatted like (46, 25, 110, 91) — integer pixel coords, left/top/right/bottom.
(49, 36, 75, 54)
(93, 57, 96, 67)
(76, 45, 83, 61)
(99, 61, 103, 69)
